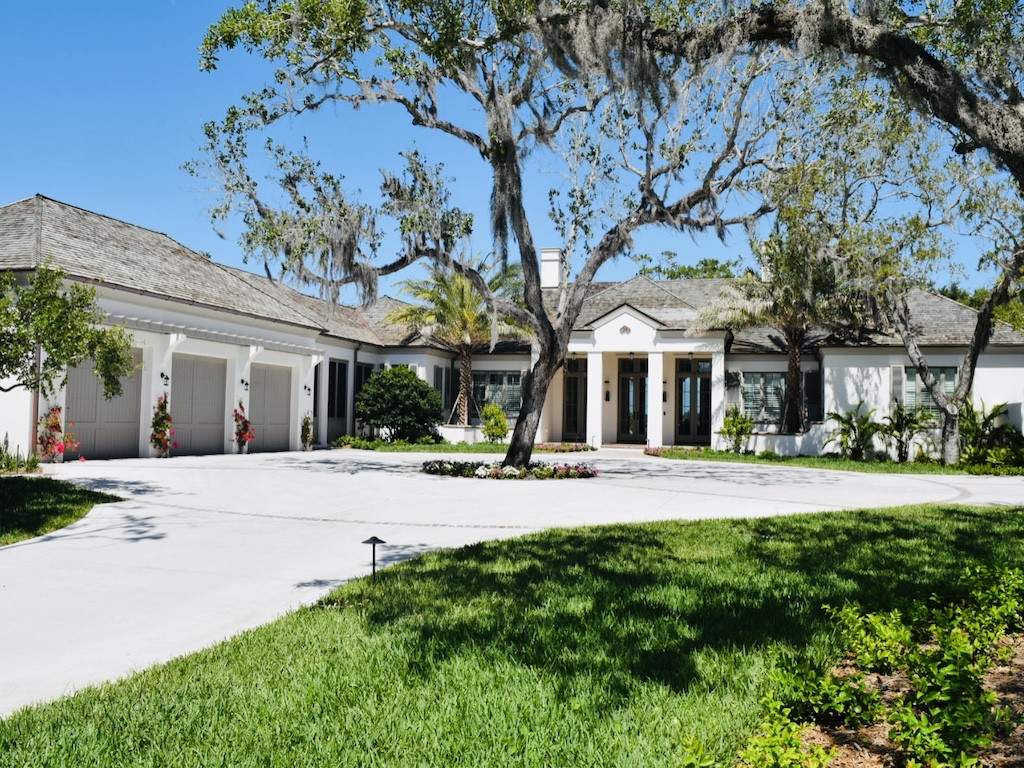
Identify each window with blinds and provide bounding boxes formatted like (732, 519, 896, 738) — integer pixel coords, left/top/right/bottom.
(905, 367, 957, 414)
(472, 371, 523, 416)
(433, 365, 453, 415)
(742, 372, 786, 423)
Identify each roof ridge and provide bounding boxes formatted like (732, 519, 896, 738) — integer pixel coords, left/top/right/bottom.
(921, 287, 1022, 337)
(634, 274, 698, 309)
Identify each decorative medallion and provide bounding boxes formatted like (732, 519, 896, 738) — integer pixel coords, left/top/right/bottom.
(619, 325, 631, 335)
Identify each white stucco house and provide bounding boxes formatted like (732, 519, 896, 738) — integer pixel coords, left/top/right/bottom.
(1, 195, 1023, 459)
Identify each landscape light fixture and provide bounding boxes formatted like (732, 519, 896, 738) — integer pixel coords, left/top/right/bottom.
(362, 536, 386, 582)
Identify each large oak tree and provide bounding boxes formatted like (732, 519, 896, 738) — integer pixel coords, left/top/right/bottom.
(196, 1, 816, 464)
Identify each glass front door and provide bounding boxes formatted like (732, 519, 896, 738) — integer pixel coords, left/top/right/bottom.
(617, 358, 648, 443)
(676, 358, 712, 444)
(562, 358, 587, 442)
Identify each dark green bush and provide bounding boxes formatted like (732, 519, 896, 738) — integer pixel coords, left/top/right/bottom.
(354, 367, 442, 443)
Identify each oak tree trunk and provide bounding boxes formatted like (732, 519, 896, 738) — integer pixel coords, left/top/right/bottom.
(941, 409, 960, 465)
(503, 360, 556, 466)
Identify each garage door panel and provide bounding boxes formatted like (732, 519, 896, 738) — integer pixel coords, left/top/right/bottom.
(65, 349, 142, 460)
(171, 354, 226, 456)
(250, 363, 291, 453)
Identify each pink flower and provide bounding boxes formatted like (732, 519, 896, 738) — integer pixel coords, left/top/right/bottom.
(55, 443, 65, 454)
(78, 456, 87, 463)
(172, 441, 180, 450)
(169, 428, 176, 435)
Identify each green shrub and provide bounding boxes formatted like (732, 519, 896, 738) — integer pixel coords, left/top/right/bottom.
(780, 665, 882, 728)
(960, 401, 1023, 466)
(882, 404, 934, 463)
(720, 405, 755, 453)
(355, 367, 442, 443)
(792, 568, 1024, 767)
(480, 403, 509, 442)
(826, 402, 882, 461)
(0, 433, 39, 474)
(736, 698, 835, 768)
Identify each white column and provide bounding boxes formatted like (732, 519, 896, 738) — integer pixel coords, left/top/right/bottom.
(646, 352, 664, 449)
(711, 348, 726, 450)
(289, 355, 318, 451)
(586, 352, 604, 448)
(317, 357, 331, 444)
(140, 333, 184, 457)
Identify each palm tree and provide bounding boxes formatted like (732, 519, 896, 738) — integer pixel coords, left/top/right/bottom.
(388, 261, 523, 425)
(694, 227, 868, 433)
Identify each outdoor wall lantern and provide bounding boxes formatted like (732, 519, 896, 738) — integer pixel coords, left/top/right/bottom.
(303, 384, 312, 396)
(159, 372, 170, 386)
(363, 536, 386, 582)
(240, 378, 250, 392)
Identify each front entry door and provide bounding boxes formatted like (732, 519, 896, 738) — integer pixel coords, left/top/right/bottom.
(562, 358, 587, 442)
(676, 358, 712, 444)
(617, 358, 648, 443)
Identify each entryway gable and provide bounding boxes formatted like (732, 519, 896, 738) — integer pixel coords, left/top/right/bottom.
(589, 304, 663, 349)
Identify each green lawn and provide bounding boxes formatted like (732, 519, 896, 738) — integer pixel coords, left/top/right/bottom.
(650, 446, 994, 474)
(3, 504, 1023, 766)
(0, 477, 118, 547)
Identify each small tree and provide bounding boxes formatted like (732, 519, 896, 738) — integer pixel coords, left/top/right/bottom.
(355, 367, 442, 443)
(882, 404, 934, 464)
(480, 403, 509, 443)
(0, 268, 135, 398)
(389, 261, 523, 426)
(719, 406, 755, 454)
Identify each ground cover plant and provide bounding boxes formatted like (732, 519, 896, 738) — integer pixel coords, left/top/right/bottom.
(0, 477, 117, 547)
(421, 459, 598, 479)
(763, 567, 1024, 766)
(4, 504, 1024, 766)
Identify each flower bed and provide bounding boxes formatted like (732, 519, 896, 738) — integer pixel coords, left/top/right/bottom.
(421, 460, 598, 479)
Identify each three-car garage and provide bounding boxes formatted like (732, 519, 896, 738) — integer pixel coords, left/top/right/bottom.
(62, 347, 301, 460)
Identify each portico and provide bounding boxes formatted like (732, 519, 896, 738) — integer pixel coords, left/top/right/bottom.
(539, 302, 727, 449)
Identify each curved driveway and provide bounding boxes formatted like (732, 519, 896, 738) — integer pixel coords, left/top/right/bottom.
(2, 448, 1022, 715)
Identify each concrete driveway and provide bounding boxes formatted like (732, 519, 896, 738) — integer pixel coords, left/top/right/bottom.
(2, 448, 1023, 716)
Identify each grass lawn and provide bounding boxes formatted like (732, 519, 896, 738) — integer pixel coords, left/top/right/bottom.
(0, 477, 118, 547)
(650, 446, 990, 474)
(3, 504, 1023, 766)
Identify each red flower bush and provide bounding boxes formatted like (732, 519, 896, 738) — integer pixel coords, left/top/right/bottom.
(232, 402, 256, 451)
(150, 393, 174, 458)
(37, 406, 79, 461)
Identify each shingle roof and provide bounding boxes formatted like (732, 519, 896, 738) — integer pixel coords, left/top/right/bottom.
(4, 196, 1019, 352)
(0, 195, 319, 329)
(563, 275, 1024, 349)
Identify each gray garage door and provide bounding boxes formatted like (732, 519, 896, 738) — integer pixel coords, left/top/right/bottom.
(171, 354, 227, 455)
(65, 349, 143, 460)
(249, 363, 291, 452)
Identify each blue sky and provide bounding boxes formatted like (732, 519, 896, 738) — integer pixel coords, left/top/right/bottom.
(0, 2, 988, 302)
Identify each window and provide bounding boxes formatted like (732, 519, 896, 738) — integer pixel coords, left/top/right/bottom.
(803, 370, 823, 422)
(312, 363, 321, 418)
(472, 371, 523, 416)
(905, 366, 957, 414)
(327, 359, 348, 419)
(434, 364, 453, 416)
(354, 362, 375, 397)
(742, 372, 785, 423)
